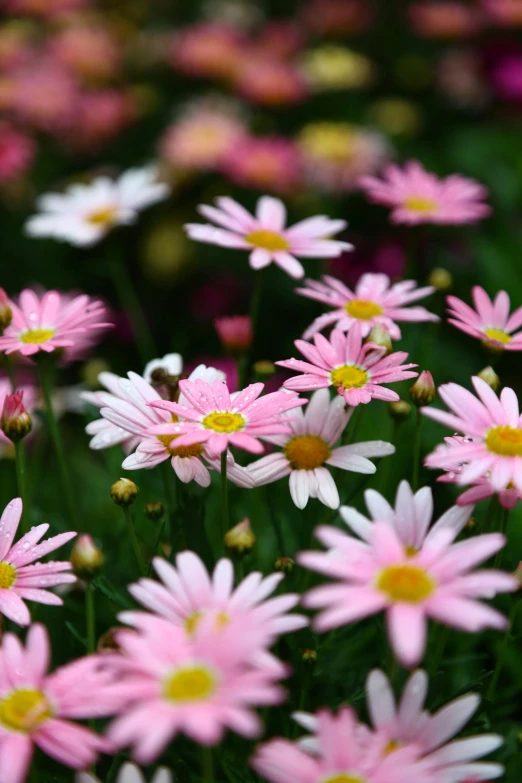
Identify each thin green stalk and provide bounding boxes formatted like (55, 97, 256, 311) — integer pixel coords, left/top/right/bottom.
(123, 506, 147, 576)
(266, 487, 285, 553)
(412, 408, 423, 490)
(483, 495, 497, 533)
(85, 583, 96, 654)
(162, 461, 182, 548)
(493, 508, 510, 569)
(342, 404, 363, 445)
(236, 353, 247, 392)
(429, 625, 451, 677)
(487, 599, 519, 701)
(106, 242, 156, 364)
(244, 272, 264, 384)
(202, 747, 214, 783)
(220, 451, 229, 539)
(38, 358, 79, 527)
(14, 440, 29, 533)
(2, 354, 15, 391)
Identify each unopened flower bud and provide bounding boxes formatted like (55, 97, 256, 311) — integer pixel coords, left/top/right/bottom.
(1, 391, 32, 442)
(97, 627, 121, 653)
(427, 267, 453, 292)
(388, 400, 412, 421)
(0, 288, 12, 332)
(274, 556, 295, 574)
(214, 315, 253, 354)
(367, 324, 392, 355)
(144, 501, 165, 521)
(253, 360, 276, 379)
(410, 371, 436, 406)
(111, 478, 139, 507)
(465, 516, 477, 530)
(477, 366, 500, 391)
(224, 518, 256, 554)
(302, 648, 318, 664)
(70, 534, 104, 580)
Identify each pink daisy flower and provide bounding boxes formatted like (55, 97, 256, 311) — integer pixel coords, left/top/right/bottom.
(0, 498, 76, 626)
(247, 388, 395, 509)
(276, 324, 417, 406)
(298, 484, 517, 666)
(0, 623, 117, 783)
(447, 286, 522, 351)
(104, 615, 287, 760)
(252, 707, 434, 783)
(147, 378, 305, 457)
(360, 160, 491, 225)
(423, 376, 522, 493)
(297, 272, 438, 340)
(0, 289, 110, 360)
(184, 195, 352, 279)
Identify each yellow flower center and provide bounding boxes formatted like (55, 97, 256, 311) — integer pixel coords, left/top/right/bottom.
(0, 689, 52, 733)
(163, 666, 216, 703)
(322, 776, 366, 783)
(202, 411, 245, 433)
(485, 425, 522, 457)
(330, 365, 368, 390)
(20, 328, 55, 345)
(244, 229, 289, 252)
(404, 196, 437, 213)
(344, 299, 384, 320)
(156, 434, 203, 459)
(482, 328, 512, 346)
(184, 609, 231, 636)
(284, 435, 331, 470)
(86, 206, 118, 226)
(0, 562, 16, 589)
(376, 564, 435, 603)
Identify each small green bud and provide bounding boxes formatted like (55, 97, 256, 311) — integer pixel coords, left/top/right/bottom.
(144, 501, 165, 521)
(388, 400, 412, 422)
(111, 478, 139, 507)
(274, 556, 295, 574)
(410, 371, 436, 406)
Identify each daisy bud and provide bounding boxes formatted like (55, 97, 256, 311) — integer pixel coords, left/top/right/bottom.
(302, 648, 318, 664)
(97, 627, 122, 653)
(253, 360, 276, 379)
(388, 400, 412, 421)
(367, 324, 393, 355)
(477, 366, 500, 391)
(274, 556, 295, 574)
(0, 288, 12, 333)
(427, 267, 453, 291)
(70, 535, 104, 580)
(111, 477, 139, 507)
(1, 391, 32, 442)
(410, 371, 436, 406)
(144, 501, 165, 521)
(214, 315, 253, 354)
(224, 518, 256, 554)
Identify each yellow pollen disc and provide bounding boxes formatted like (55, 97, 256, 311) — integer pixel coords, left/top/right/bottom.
(244, 229, 289, 252)
(344, 299, 384, 320)
(485, 425, 522, 457)
(404, 196, 437, 213)
(184, 610, 231, 636)
(0, 562, 16, 589)
(376, 564, 435, 603)
(330, 365, 368, 390)
(482, 328, 512, 346)
(156, 434, 203, 459)
(86, 206, 118, 226)
(163, 666, 216, 703)
(404, 545, 418, 558)
(20, 328, 55, 345)
(202, 411, 245, 433)
(284, 435, 331, 470)
(321, 775, 366, 783)
(0, 689, 52, 733)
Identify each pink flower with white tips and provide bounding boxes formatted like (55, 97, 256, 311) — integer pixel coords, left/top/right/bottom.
(247, 388, 395, 509)
(447, 286, 522, 351)
(184, 195, 352, 279)
(252, 707, 434, 783)
(298, 484, 517, 666)
(0, 498, 76, 626)
(277, 324, 417, 406)
(423, 377, 522, 493)
(0, 289, 110, 360)
(0, 624, 117, 783)
(297, 273, 438, 340)
(147, 378, 305, 456)
(104, 615, 287, 760)
(360, 160, 491, 225)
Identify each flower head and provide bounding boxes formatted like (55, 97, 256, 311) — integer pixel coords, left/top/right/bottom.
(247, 388, 395, 509)
(447, 286, 522, 351)
(0, 289, 110, 360)
(25, 166, 170, 247)
(360, 161, 491, 225)
(299, 482, 517, 666)
(220, 136, 303, 194)
(1, 390, 32, 442)
(0, 288, 12, 332)
(296, 272, 438, 340)
(0, 624, 116, 783)
(147, 378, 305, 456)
(184, 195, 352, 279)
(214, 315, 253, 353)
(277, 324, 417, 406)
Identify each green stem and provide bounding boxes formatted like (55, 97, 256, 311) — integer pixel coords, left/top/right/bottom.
(123, 506, 147, 576)
(2, 354, 15, 391)
(107, 242, 156, 365)
(343, 405, 363, 445)
(14, 440, 29, 533)
(266, 487, 285, 553)
(220, 451, 229, 539)
(493, 508, 510, 569)
(85, 583, 96, 654)
(487, 599, 519, 701)
(38, 358, 80, 527)
(162, 461, 181, 548)
(429, 625, 451, 677)
(412, 408, 423, 490)
(245, 272, 264, 384)
(202, 747, 214, 783)
(483, 495, 497, 533)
